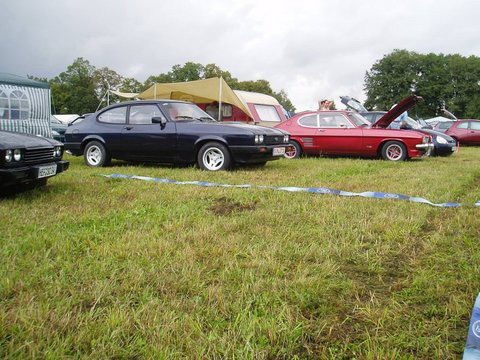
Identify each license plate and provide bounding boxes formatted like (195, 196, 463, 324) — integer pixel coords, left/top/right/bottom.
(272, 147, 286, 156)
(37, 164, 57, 179)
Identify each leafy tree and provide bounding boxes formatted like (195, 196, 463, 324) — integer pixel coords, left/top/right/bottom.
(50, 57, 98, 114)
(119, 77, 143, 93)
(365, 50, 480, 118)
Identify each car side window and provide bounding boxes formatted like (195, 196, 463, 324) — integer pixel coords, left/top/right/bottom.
(470, 122, 480, 130)
(298, 115, 318, 128)
(457, 122, 469, 129)
(129, 104, 165, 125)
(319, 114, 353, 128)
(98, 107, 127, 124)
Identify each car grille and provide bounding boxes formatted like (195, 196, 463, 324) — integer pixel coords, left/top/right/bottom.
(264, 135, 285, 145)
(24, 147, 55, 165)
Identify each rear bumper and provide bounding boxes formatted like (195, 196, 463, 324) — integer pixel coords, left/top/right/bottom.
(0, 160, 69, 187)
(229, 144, 293, 164)
(65, 142, 82, 156)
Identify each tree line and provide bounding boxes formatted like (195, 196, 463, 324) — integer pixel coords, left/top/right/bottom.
(31, 58, 295, 115)
(364, 49, 480, 119)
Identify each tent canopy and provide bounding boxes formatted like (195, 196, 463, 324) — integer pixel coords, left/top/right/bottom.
(233, 90, 281, 107)
(111, 77, 252, 119)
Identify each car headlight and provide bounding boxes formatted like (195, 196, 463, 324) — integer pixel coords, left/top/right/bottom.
(254, 135, 264, 144)
(13, 149, 22, 161)
(284, 135, 289, 143)
(423, 136, 431, 143)
(436, 136, 448, 144)
(5, 149, 12, 162)
(53, 146, 62, 157)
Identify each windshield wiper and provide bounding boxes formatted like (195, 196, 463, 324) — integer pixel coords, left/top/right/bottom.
(175, 115, 194, 120)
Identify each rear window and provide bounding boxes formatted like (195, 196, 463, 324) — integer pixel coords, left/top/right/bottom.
(298, 114, 318, 127)
(98, 107, 127, 124)
(254, 104, 281, 122)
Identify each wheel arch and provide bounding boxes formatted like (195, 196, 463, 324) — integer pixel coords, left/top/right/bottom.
(194, 137, 230, 158)
(377, 138, 407, 157)
(81, 135, 107, 152)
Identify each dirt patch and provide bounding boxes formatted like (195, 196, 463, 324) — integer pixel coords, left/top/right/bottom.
(209, 197, 257, 216)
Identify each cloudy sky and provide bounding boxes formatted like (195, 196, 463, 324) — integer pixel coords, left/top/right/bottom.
(2, 0, 479, 110)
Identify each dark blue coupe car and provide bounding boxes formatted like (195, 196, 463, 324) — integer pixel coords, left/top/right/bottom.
(65, 100, 292, 171)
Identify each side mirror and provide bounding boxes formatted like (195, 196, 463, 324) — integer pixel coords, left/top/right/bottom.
(400, 121, 412, 130)
(152, 116, 167, 128)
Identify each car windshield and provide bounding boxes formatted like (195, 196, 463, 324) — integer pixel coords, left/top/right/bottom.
(163, 102, 216, 121)
(403, 116, 421, 129)
(349, 113, 371, 127)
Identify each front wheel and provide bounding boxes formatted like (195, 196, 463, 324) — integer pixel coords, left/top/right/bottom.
(197, 142, 231, 171)
(284, 141, 302, 159)
(381, 141, 407, 161)
(84, 141, 111, 167)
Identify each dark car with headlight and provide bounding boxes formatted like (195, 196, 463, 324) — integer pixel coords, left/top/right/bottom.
(0, 131, 69, 189)
(65, 100, 292, 171)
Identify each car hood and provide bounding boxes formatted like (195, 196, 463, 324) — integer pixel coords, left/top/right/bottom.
(0, 131, 61, 149)
(200, 121, 288, 135)
(372, 95, 423, 128)
(419, 128, 455, 141)
(340, 96, 368, 113)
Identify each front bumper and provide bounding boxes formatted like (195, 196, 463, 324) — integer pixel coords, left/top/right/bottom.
(229, 144, 294, 164)
(0, 160, 69, 187)
(416, 143, 434, 157)
(432, 142, 457, 156)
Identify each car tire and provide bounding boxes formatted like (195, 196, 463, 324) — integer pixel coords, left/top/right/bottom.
(381, 141, 407, 161)
(84, 141, 111, 167)
(197, 142, 231, 171)
(284, 141, 302, 159)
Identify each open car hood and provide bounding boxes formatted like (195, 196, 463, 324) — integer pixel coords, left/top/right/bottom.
(372, 95, 423, 128)
(340, 96, 368, 113)
(442, 108, 458, 120)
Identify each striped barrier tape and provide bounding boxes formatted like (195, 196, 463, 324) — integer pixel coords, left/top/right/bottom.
(103, 174, 480, 208)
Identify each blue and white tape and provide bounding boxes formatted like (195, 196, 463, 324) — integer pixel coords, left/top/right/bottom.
(103, 174, 480, 208)
(464, 293, 480, 359)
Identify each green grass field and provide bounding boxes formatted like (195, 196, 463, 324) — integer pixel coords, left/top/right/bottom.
(1, 149, 480, 359)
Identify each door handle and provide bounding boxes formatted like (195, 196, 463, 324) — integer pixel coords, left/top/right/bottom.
(317, 129, 326, 132)
(124, 126, 133, 130)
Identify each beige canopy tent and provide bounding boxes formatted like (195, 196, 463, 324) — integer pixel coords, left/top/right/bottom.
(111, 77, 252, 121)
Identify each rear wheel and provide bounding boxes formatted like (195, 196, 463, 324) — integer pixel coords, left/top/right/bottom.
(197, 142, 231, 171)
(381, 141, 407, 161)
(284, 141, 302, 159)
(84, 141, 111, 167)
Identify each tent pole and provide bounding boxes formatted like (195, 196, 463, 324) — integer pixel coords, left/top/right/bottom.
(218, 77, 222, 122)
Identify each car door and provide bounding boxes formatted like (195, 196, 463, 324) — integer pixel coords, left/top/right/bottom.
(468, 121, 480, 144)
(314, 113, 363, 154)
(122, 103, 177, 162)
(96, 105, 129, 158)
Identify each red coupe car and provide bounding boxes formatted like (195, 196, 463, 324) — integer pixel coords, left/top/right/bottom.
(444, 119, 480, 145)
(275, 96, 433, 161)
